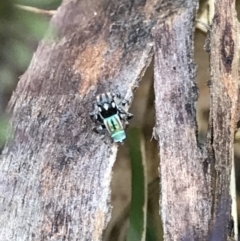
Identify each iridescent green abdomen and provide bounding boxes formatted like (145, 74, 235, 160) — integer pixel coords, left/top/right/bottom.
(103, 114, 126, 142)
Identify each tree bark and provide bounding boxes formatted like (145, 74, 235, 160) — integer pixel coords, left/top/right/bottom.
(154, 0, 240, 240)
(154, 2, 212, 240)
(209, 0, 240, 240)
(0, 0, 162, 240)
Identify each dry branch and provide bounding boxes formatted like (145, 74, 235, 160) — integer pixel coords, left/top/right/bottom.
(154, 2, 212, 240)
(15, 4, 56, 16)
(154, 0, 240, 240)
(0, 0, 163, 240)
(209, 0, 240, 239)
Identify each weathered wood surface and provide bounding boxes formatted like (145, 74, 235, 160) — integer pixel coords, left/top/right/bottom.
(154, 2, 212, 240)
(209, 0, 240, 240)
(0, 0, 163, 240)
(154, 0, 240, 240)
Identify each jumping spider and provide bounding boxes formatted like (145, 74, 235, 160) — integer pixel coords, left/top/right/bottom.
(89, 92, 133, 143)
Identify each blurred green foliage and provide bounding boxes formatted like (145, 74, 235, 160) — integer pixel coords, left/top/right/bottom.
(0, 0, 61, 147)
(0, 116, 9, 144)
(126, 128, 147, 241)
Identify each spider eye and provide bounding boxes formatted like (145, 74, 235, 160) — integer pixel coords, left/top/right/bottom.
(111, 102, 116, 108)
(103, 103, 109, 110)
(98, 106, 102, 112)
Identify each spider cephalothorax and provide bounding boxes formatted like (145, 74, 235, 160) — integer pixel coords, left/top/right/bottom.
(89, 92, 133, 143)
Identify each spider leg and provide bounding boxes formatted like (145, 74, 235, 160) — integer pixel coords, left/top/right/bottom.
(89, 111, 98, 122)
(115, 91, 121, 99)
(90, 101, 98, 120)
(113, 92, 122, 106)
(119, 108, 133, 121)
(118, 95, 133, 119)
(119, 112, 127, 121)
(125, 121, 129, 129)
(93, 124, 106, 135)
(90, 101, 105, 125)
(120, 99, 130, 107)
(126, 112, 133, 120)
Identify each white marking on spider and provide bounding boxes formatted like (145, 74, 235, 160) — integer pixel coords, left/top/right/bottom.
(103, 103, 109, 110)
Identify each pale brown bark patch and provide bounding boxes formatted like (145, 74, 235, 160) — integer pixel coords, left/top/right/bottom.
(74, 41, 108, 94)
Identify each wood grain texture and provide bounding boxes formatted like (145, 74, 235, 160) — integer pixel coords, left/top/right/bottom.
(209, 0, 240, 240)
(0, 0, 164, 240)
(154, 2, 212, 240)
(154, 0, 240, 240)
